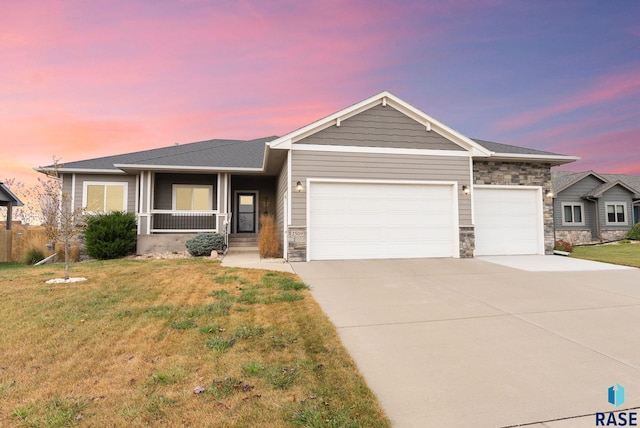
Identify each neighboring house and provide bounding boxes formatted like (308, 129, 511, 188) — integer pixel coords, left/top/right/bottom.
(36, 91, 578, 261)
(552, 171, 640, 244)
(0, 182, 24, 231)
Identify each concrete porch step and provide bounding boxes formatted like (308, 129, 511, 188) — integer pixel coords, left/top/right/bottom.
(226, 246, 259, 254)
(228, 234, 259, 247)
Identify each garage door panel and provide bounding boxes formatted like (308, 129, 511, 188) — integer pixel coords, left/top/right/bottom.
(309, 182, 456, 260)
(474, 187, 542, 256)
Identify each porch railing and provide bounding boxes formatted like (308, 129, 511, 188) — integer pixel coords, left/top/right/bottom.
(150, 210, 218, 233)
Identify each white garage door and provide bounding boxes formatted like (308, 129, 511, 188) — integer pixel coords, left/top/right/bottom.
(308, 182, 456, 260)
(474, 187, 543, 256)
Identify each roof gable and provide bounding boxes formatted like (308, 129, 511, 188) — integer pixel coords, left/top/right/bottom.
(269, 91, 492, 156)
(0, 182, 24, 207)
(585, 180, 640, 198)
(552, 170, 640, 200)
(552, 171, 608, 194)
(295, 104, 466, 151)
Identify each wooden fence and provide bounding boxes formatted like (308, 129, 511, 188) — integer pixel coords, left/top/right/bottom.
(0, 228, 49, 263)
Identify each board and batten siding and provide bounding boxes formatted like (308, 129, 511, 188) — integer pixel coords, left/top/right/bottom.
(64, 173, 137, 212)
(297, 104, 465, 151)
(290, 150, 471, 226)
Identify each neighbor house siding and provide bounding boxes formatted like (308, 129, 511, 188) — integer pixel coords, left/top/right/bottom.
(290, 151, 471, 226)
(553, 175, 604, 239)
(600, 187, 633, 231)
(297, 105, 465, 151)
(65, 173, 137, 212)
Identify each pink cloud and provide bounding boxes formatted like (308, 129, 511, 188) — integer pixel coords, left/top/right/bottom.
(494, 66, 640, 132)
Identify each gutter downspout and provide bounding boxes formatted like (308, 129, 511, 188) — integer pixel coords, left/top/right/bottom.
(585, 196, 601, 242)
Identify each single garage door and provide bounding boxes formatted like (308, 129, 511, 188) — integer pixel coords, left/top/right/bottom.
(474, 186, 543, 256)
(308, 181, 456, 260)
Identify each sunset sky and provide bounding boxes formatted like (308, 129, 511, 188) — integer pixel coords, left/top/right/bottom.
(2, 0, 639, 194)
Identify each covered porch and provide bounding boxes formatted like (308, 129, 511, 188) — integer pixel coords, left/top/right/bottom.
(135, 171, 277, 253)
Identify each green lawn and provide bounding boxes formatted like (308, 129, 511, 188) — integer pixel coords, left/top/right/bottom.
(0, 258, 390, 427)
(572, 242, 640, 268)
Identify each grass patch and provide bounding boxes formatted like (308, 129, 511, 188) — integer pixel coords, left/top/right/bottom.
(572, 242, 640, 268)
(13, 396, 89, 427)
(0, 258, 390, 427)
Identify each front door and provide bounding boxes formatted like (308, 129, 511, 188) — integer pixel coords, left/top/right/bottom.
(237, 192, 257, 233)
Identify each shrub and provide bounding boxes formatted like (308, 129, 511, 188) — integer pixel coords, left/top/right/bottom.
(84, 211, 137, 260)
(23, 248, 45, 265)
(554, 240, 573, 253)
(625, 222, 640, 240)
(185, 232, 225, 257)
(258, 214, 281, 258)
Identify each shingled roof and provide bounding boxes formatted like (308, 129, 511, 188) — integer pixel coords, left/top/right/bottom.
(552, 170, 640, 197)
(43, 137, 276, 173)
(472, 139, 566, 157)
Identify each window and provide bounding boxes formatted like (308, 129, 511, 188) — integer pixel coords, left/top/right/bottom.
(172, 185, 213, 210)
(84, 182, 127, 212)
(606, 203, 626, 225)
(561, 203, 584, 225)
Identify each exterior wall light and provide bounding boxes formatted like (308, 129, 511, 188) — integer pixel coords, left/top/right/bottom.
(462, 185, 470, 195)
(296, 181, 303, 192)
(545, 189, 554, 198)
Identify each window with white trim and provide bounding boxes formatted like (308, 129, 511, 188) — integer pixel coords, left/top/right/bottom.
(561, 203, 584, 226)
(172, 185, 213, 210)
(83, 182, 128, 212)
(605, 202, 626, 225)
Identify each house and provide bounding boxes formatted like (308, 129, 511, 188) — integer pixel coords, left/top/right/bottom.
(0, 182, 24, 231)
(552, 171, 640, 244)
(37, 91, 578, 261)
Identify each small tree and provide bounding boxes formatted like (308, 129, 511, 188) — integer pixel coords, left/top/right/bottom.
(38, 158, 84, 280)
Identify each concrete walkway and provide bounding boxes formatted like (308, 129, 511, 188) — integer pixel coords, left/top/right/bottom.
(292, 257, 640, 428)
(220, 249, 294, 273)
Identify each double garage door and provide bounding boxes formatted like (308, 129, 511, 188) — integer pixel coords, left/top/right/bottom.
(308, 182, 456, 260)
(307, 182, 543, 260)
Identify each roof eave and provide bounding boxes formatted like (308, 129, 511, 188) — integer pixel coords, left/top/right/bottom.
(113, 164, 266, 173)
(478, 153, 580, 166)
(34, 167, 125, 175)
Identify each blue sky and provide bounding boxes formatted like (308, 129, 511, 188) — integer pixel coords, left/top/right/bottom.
(1, 0, 639, 190)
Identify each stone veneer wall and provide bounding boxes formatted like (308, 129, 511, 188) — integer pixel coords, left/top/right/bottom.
(601, 230, 628, 242)
(473, 160, 554, 255)
(287, 227, 307, 262)
(459, 226, 475, 258)
(554, 230, 594, 245)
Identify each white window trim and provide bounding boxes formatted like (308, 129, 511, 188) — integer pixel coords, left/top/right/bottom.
(82, 181, 128, 213)
(605, 202, 627, 225)
(172, 184, 214, 211)
(561, 202, 585, 226)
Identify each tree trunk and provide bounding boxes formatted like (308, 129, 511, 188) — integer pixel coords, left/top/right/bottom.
(64, 240, 70, 280)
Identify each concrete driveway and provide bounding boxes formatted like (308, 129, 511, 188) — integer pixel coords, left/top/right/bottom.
(292, 256, 640, 428)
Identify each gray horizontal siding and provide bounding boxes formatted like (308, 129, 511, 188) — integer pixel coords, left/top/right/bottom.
(66, 173, 137, 212)
(554, 175, 603, 236)
(291, 151, 471, 226)
(297, 105, 465, 151)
